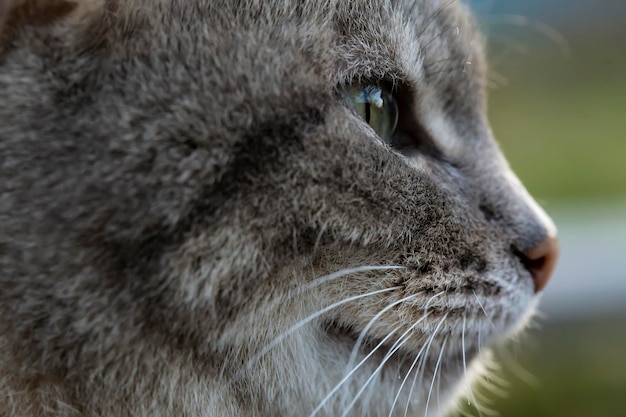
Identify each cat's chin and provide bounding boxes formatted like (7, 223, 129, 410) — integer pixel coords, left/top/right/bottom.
(319, 284, 539, 372)
(317, 317, 486, 417)
(320, 316, 473, 369)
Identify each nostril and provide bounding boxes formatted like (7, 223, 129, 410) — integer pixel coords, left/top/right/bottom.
(515, 235, 559, 293)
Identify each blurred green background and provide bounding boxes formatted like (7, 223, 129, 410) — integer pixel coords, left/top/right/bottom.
(453, 1, 626, 416)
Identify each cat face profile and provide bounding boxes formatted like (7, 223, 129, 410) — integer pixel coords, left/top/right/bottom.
(0, 1, 558, 416)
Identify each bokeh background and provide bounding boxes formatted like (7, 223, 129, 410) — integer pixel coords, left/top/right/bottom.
(454, 1, 626, 416)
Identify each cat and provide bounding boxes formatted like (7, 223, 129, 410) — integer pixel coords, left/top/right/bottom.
(0, 0, 559, 416)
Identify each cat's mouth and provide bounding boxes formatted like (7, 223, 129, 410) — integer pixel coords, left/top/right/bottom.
(320, 318, 472, 376)
(321, 319, 414, 360)
(322, 319, 393, 355)
(322, 320, 362, 343)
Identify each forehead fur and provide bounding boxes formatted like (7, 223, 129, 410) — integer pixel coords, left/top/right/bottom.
(1, 0, 483, 79)
(110, 0, 486, 115)
(180, 0, 485, 83)
(0, 0, 107, 43)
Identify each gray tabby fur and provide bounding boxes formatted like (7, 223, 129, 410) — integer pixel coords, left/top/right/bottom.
(0, 0, 556, 416)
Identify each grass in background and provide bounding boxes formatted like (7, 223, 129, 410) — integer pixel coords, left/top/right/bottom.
(486, 34, 626, 202)
(455, 318, 626, 417)
(449, 31, 626, 417)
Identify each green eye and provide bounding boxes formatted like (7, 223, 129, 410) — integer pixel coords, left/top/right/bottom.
(345, 83, 399, 142)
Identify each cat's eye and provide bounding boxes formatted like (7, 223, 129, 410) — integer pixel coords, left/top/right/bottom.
(345, 84, 398, 142)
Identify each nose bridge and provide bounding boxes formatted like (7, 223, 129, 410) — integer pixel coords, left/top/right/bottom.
(460, 128, 559, 292)
(479, 164, 559, 293)
(472, 147, 557, 249)
(499, 168, 558, 248)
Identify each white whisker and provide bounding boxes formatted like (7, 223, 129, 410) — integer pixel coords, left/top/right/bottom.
(472, 290, 495, 329)
(423, 291, 444, 313)
(346, 292, 422, 373)
(313, 222, 328, 255)
(477, 323, 485, 364)
(387, 316, 438, 417)
(436, 338, 447, 417)
(389, 354, 417, 417)
(302, 266, 405, 293)
(462, 314, 478, 408)
(461, 315, 483, 417)
(307, 324, 404, 417)
(403, 313, 448, 417)
(485, 14, 571, 57)
(256, 266, 406, 329)
(425, 337, 447, 417)
(386, 292, 445, 417)
(340, 312, 432, 417)
(340, 334, 411, 417)
(240, 286, 402, 378)
(418, 0, 457, 37)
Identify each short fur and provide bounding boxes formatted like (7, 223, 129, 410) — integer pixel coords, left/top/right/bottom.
(0, 1, 556, 416)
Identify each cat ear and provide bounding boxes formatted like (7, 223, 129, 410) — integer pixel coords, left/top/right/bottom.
(0, 0, 107, 50)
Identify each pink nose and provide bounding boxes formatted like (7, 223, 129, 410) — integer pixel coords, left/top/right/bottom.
(519, 235, 559, 293)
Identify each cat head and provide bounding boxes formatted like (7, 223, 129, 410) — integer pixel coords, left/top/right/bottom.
(0, 1, 558, 416)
